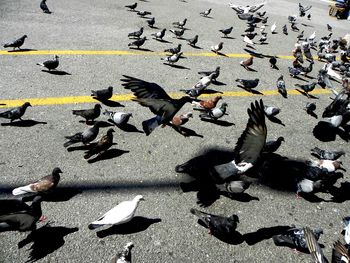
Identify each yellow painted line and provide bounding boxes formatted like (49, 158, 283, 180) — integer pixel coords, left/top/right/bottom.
(0, 89, 331, 108)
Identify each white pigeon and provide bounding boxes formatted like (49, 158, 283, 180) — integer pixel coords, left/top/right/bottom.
(103, 110, 132, 125)
(210, 42, 223, 54)
(192, 72, 215, 89)
(271, 22, 277, 33)
(243, 35, 254, 46)
(325, 63, 341, 80)
(88, 195, 145, 230)
(260, 25, 266, 33)
(309, 31, 316, 41)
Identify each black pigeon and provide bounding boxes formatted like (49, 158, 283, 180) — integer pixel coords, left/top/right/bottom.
(304, 102, 316, 117)
(3, 35, 27, 50)
(147, 17, 155, 28)
(125, 2, 137, 11)
(322, 91, 349, 117)
(169, 28, 185, 38)
(110, 242, 134, 263)
(84, 128, 114, 159)
(36, 55, 59, 71)
(200, 8, 212, 17)
(121, 75, 193, 135)
(307, 13, 311, 20)
(299, 3, 312, 17)
(0, 196, 43, 232)
(311, 147, 345, 160)
(40, 0, 51, 14)
(211, 99, 267, 181)
(219, 27, 233, 37)
(273, 227, 323, 251)
(128, 27, 143, 39)
(236, 78, 259, 91)
(137, 11, 152, 17)
(164, 44, 181, 54)
(263, 137, 284, 153)
(295, 82, 317, 98)
(72, 104, 102, 122)
(190, 208, 239, 236)
(128, 36, 147, 49)
(282, 24, 288, 35)
(291, 22, 299, 31)
(276, 75, 287, 98)
(64, 121, 102, 147)
(327, 24, 332, 32)
(185, 35, 198, 47)
(0, 102, 31, 122)
(91, 86, 113, 101)
(151, 29, 166, 40)
(269, 56, 277, 69)
(172, 18, 187, 28)
(198, 66, 220, 81)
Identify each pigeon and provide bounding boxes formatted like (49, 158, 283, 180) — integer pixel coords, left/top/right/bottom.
(199, 102, 228, 120)
(12, 167, 62, 196)
(172, 18, 187, 28)
(299, 3, 312, 17)
(219, 27, 233, 37)
(190, 208, 239, 236)
(259, 34, 267, 44)
(264, 106, 280, 117)
(296, 179, 324, 196)
(72, 104, 102, 122)
(103, 110, 133, 126)
(282, 24, 288, 35)
(128, 37, 147, 49)
(128, 27, 144, 39)
(84, 128, 115, 159)
(343, 217, 350, 245)
(273, 227, 322, 251)
(311, 147, 345, 160)
(161, 52, 182, 65)
(257, 11, 266, 17)
(236, 78, 259, 90)
(169, 112, 193, 128)
(211, 100, 266, 181)
(290, 22, 299, 31)
(3, 35, 27, 50)
(288, 67, 301, 78)
(192, 96, 222, 111)
(229, 3, 265, 14)
(307, 13, 311, 20)
(169, 29, 185, 38)
(271, 22, 277, 33)
(211, 42, 223, 54)
(200, 8, 212, 17)
(304, 227, 327, 263)
(295, 82, 317, 98)
(147, 17, 155, 28)
(88, 195, 144, 230)
(243, 35, 254, 46)
(240, 56, 254, 70)
(40, 0, 51, 14)
(185, 35, 198, 47)
(137, 11, 152, 17)
(301, 61, 314, 75)
(110, 242, 134, 263)
(304, 102, 317, 117)
(198, 66, 220, 81)
(63, 121, 102, 147)
(327, 24, 332, 32)
(191, 72, 216, 90)
(307, 159, 344, 173)
(91, 86, 113, 101)
(260, 25, 266, 34)
(36, 55, 60, 71)
(164, 44, 181, 54)
(215, 180, 251, 194)
(151, 29, 166, 40)
(0, 196, 43, 232)
(333, 241, 350, 263)
(262, 137, 284, 153)
(125, 2, 137, 11)
(121, 75, 193, 135)
(276, 75, 287, 98)
(0, 102, 31, 122)
(269, 56, 277, 69)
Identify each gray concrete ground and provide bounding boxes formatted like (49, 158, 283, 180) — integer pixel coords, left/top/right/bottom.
(0, 0, 349, 262)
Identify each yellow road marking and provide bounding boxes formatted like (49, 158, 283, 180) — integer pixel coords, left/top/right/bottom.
(0, 89, 331, 108)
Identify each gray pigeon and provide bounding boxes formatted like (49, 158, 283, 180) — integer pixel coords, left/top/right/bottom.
(125, 2, 137, 11)
(215, 180, 251, 194)
(289, 67, 301, 77)
(198, 66, 220, 82)
(296, 178, 324, 196)
(277, 75, 287, 98)
(128, 27, 144, 39)
(169, 28, 185, 38)
(310, 147, 345, 160)
(3, 35, 27, 50)
(0, 102, 31, 122)
(137, 11, 152, 17)
(304, 102, 317, 117)
(164, 44, 182, 54)
(172, 18, 187, 28)
(103, 110, 133, 126)
(161, 52, 182, 64)
(219, 27, 233, 37)
(199, 103, 228, 120)
(128, 37, 147, 49)
(151, 29, 166, 40)
(91, 86, 113, 101)
(84, 128, 115, 159)
(40, 0, 51, 13)
(72, 104, 102, 122)
(147, 17, 155, 28)
(36, 55, 59, 71)
(236, 78, 259, 91)
(200, 8, 212, 17)
(264, 105, 280, 117)
(295, 82, 317, 98)
(262, 137, 284, 153)
(64, 121, 102, 147)
(186, 35, 198, 47)
(110, 242, 134, 263)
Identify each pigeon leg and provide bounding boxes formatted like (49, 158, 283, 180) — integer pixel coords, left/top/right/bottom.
(295, 193, 302, 199)
(39, 215, 48, 222)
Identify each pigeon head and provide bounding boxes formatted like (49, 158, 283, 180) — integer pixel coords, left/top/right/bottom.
(221, 102, 228, 108)
(54, 55, 59, 59)
(107, 86, 113, 92)
(23, 35, 28, 39)
(313, 228, 323, 239)
(229, 214, 239, 224)
(134, 195, 145, 202)
(23, 102, 32, 107)
(107, 128, 115, 135)
(334, 160, 345, 171)
(313, 180, 325, 191)
(53, 167, 63, 174)
(95, 104, 102, 109)
(278, 137, 285, 142)
(183, 112, 193, 118)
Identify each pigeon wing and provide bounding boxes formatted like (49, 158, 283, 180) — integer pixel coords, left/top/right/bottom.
(133, 98, 177, 121)
(332, 241, 350, 263)
(94, 200, 136, 225)
(304, 227, 327, 263)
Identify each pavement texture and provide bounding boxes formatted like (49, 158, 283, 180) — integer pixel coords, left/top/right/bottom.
(0, 0, 349, 262)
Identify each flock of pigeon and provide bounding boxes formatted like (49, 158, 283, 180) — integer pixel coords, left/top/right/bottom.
(1, 0, 350, 262)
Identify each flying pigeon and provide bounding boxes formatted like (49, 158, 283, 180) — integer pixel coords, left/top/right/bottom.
(103, 110, 133, 126)
(211, 99, 266, 181)
(128, 37, 147, 49)
(40, 0, 51, 14)
(151, 29, 166, 40)
(172, 18, 187, 28)
(147, 17, 155, 28)
(276, 75, 287, 98)
(185, 35, 198, 47)
(110, 242, 134, 263)
(37, 55, 60, 70)
(137, 11, 152, 17)
(91, 86, 113, 101)
(64, 121, 102, 147)
(198, 66, 220, 81)
(0, 102, 31, 122)
(264, 106, 280, 117)
(333, 241, 350, 262)
(199, 102, 228, 120)
(243, 35, 254, 46)
(12, 167, 62, 195)
(128, 27, 144, 39)
(3, 35, 27, 50)
(125, 2, 137, 11)
(88, 195, 144, 230)
(295, 82, 317, 98)
(190, 208, 239, 236)
(304, 227, 327, 263)
(200, 8, 212, 17)
(169, 29, 185, 38)
(164, 44, 182, 54)
(299, 3, 312, 17)
(211, 42, 223, 54)
(72, 104, 102, 122)
(84, 128, 115, 159)
(121, 75, 193, 135)
(262, 137, 284, 153)
(161, 52, 182, 65)
(310, 147, 345, 160)
(219, 27, 233, 37)
(215, 180, 251, 194)
(236, 78, 259, 91)
(0, 196, 43, 232)
(240, 56, 254, 70)
(192, 96, 222, 111)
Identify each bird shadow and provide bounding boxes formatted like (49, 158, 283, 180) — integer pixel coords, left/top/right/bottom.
(237, 86, 263, 95)
(96, 217, 161, 238)
(245, 44, 256, 50)
(129, 47, 153, 52)
(67, 142, 117, 152)
(243, 225, 293, 246)
(153, 38, 172, 44)
(41, 70, 71, 75)
(112, 122, 144, 133)
(1, 120, 47, 127)
(295, 89, 319, 99)
(18, 224, 78, 263)
(213, 52, 228, 57)
(163, 63, 190, 70)
(189, 45, 203, 49)
(93, 98, 124, 107)
(243, 67, 257, 72)
(170, 125, 203, 138)
(87, 149, 130, 164)
(200, 89, 223, 95)
(266, 116, 285, 126)
(306, 112, 318, 119)
(199, 118, 234, 127)
(21, 188, 82, 203)
(243, 49, 265, 58)
(327, 182, 350, 203)
(301, 23, 314, 28)
(7, 49, 37, 53)
(313, 121, 349, 142)
(200, 16, 213, 19)
(212, 80, 226, 86)
(293, 76, 308, 82)
(221, 36, 235, 40)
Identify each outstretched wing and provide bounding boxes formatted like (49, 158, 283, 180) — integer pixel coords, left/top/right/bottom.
(121, 75, 172, 100)
(234, 99, 267, 164)
(133, 98, 177, 121)
(304, 227, 327, 263)
(332, 241, 350, 263)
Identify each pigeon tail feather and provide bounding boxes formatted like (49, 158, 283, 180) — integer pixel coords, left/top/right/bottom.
(88, 223, 104, 230)
(142, 116, 161, 136)
(12, 184, 34, 195)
